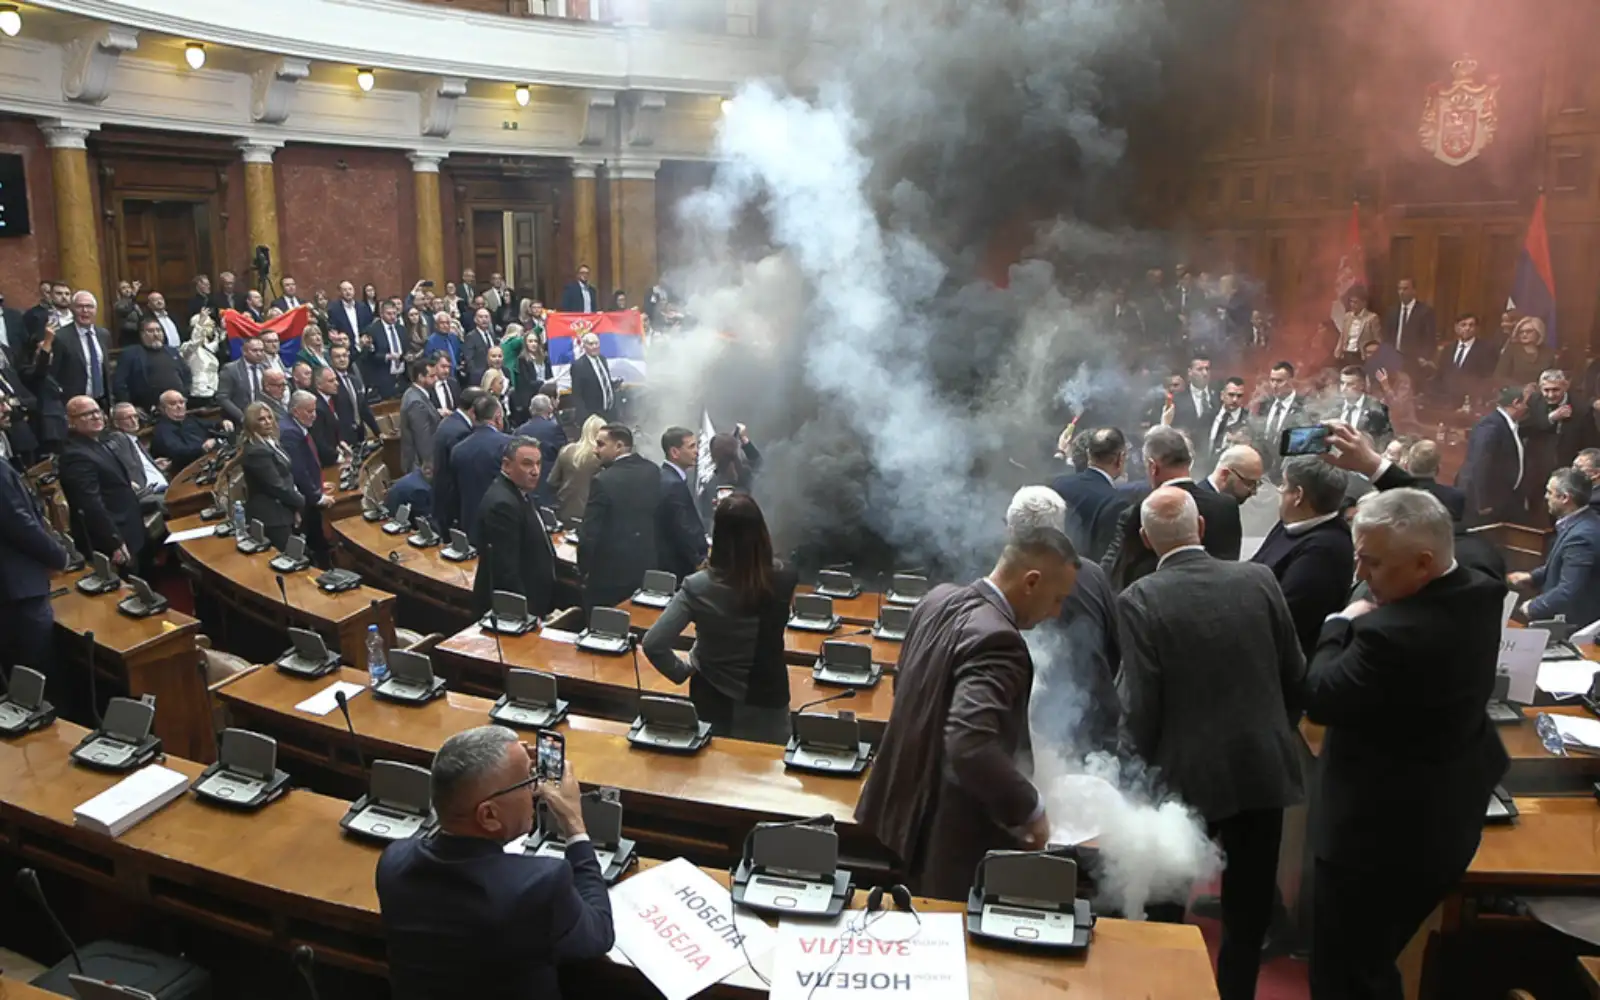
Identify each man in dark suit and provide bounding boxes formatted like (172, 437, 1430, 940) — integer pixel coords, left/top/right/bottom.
(1199, 444, 1264, 505)
(1101, 426, 1242, 591)
(386, 464, 433, 522)
(210, 272, 245, 317)
(430, 388, 482, 534)
(514, 394, 566, 506)
(280, 392, 334, 558)
(1521, 369, 1596, 516)
(328, 344, 380, 445)
(216, 336, 269, 427)
(461, 308, 497, 388)
(1301, 487, 1507, 1000)
(47, 291, 113, 409)
(1400, 440, 1466, 522)
(558, 264, 599, 313)
(376, 726, 613, 1000)
(1198, 377, 1251, 473)
(1430, 313, 1497, 401)
(570, 333, 617, 427)
(1458, 385, 1530, 526)
(1171, 355, 1218, 437)
(657, 426, 708, 580)
(327, 280, 374, 340)
(1050, 426, 1124, 560)
(452, 396, 511, 536)
(24, 280, 70, 343)
(184, 274, 212, 326)
(470, 437, 558, 619)
(150, 390, 229, 471)
(0, 398, 69, 697)
(361, 299, 409, 399)
(269, 275, 303, 314)
(0, 299, 40, 466)
(1577, 448, 1600, 512)
(114, 318, 190, 411)
(856, 489, 1077, 900)
(1256, 361, 1307, 481)
(58, 396, 144, 567)
(400, 360, 444, 474)
(1382, 278, 1437, 371)
(578, 424, 661, 612)
(1251, 456, 1355, 662)
(309, 367, 344, 468)
(1120, 487, 1304, 1000)
(1509, 467, 1600, 626)
(1333, 367, 1392, 445)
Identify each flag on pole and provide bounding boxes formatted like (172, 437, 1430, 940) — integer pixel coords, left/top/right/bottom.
(697, 410, 717, 491)
(221, 305, 311, 365)
(545, 310, 646, 391)
(1331, 201, 1367, 325)
(1508, 193, 1558, 347)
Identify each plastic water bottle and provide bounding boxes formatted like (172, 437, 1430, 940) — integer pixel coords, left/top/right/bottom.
(232, 500, 246, 535)
(366, 625, 389, 687)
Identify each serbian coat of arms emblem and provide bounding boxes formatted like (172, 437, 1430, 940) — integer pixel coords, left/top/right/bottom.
(1419, 57, 1501, 166)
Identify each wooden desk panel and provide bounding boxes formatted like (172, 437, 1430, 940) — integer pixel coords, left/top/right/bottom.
(165, 455, 363, 526)
(433, 626, 893, 737)
(1467, 796, 1600, 887)
(49, 577, 213, 762)
(795, 586, 883, 626)
(782, 625, 905, 671)
(217, 666, 874, 867)
(0, 721, 1212, 998)
(168, 514, 396, 671)
(331, 516, 478, 634)
(0, 981, 69, 1000)
(1581, 956, 1600, 1000)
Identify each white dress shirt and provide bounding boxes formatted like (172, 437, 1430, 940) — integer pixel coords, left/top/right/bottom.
(1395, 301, 1412, 352)
(1265, 391, 1296, 443)
(152, 312, 180, 348)
(1500, 407, 1525, 491)
(1156, 543, 1206, 569)
(121, 432, 168, 491)
(341, 301, 361, 333)
(1451, 338, 1476, 369)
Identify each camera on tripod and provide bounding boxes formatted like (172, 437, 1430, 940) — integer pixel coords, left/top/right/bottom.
(252, 244, 271, 280)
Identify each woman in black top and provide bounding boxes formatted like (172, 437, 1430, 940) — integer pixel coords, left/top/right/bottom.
(239, 401, 304, 551)
(641, 493, 795, 743)
(695, 427, 762, 524)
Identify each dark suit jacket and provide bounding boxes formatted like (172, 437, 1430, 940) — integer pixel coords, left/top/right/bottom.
(326, 300, 374, 338)
(1251, 517, 1355, 662)
(452, 425, 511, 534)
(215, 359, 259, 427)
(46, 325, 113, 403)
(1118, 550, 1305, 823)
(1373, 464, 1506, 580)
(1528, 507, 1600, 624)
(331, 367, 380, 445)
(1039, 559, 1120, 753)
(558, 280, 599, 313)
(430, 412, 474, 532)
(1522, 394, 1597, 481)
(376, 834, 613, 1000)
(151, 415, 222, 471)
(309, 395, 341, 468)
(470, 473, 558, 618)
(1049, 468, 1117, 557)
(400, 384, 443, 474)
(1303, 565, 1509, 872)
(1434, 338, 1498, 399)
(578, 452, 660, 607)
(1170, 386, 1219, 436)
(1335, 395, 1392, 443)
(657, 463, 708, 580)
(385, 469, 433, 522)
(241, 438, 304, 530)
(1458, 410, 1525, 525)
(59, 433, 145, 559)
(856, 581, 1041, 901)
(0, 360, 39, 459)
(515, 415, 566, 502)
(461, 326, 496, 387)
(1100, 479, 1243, 590)
(0, 458, 68, 602)
(278, 419, 324, 508)
(361, 318, 408, 399)
(1383, 300, 1438, 357)
(1409, 475, 1467, 522)
(569, 353, 615, 427)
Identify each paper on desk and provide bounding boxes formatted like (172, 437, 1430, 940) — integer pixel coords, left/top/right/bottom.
(1536, 659, 1600, 699)
(1550, 714, 1600, 752)
(1573, 617, 1600, 645)
(73, 764, 189, 837)
(1497, 627, 1547, 705)
(1501, 591, 1518, 630)
(166, 525, 220, 544)
(295, 681, 367, 716)
(539, 628, 579, 645)
(768, 912, 969, 1000)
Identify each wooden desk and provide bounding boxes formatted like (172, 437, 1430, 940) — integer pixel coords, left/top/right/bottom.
(0, 721, 1214, 998)
(432, 625, 894, 739)
(216, 664, 879, 869)
(168, 514, 396, 671)
(0, 980, 69, 1000)
(621, 602, 904, 671)
(331, 515, 477, 635)
(166, 454, 364, 529)
(795, 585, 884, 626)
(1465, 796, 1600, 889)
(49, 573, 213, 762)
(1581, 956, 1600, 1000)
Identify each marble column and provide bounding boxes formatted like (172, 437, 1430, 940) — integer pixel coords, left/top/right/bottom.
(237, 140, 283, 291)
(571, 159, 601, 288)
(408, 152, 446, 288)
(606, 158, 659, 310)
(41, 120, 104, 319)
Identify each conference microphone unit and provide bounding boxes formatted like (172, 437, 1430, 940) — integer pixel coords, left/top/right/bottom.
(784, 690, 871, 776)
(84, 629, 103, 729)
(292, 945, 321, 1000)
(17, 868, 84, 975)
(334, 690, 368, 774)
(629, 633, 644, 713)
(276, 573, 292, 627)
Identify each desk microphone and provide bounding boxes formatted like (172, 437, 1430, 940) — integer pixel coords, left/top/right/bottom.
(628, 633, 644, 711)
(84, 628, 103, 729)
(276, 573, 291, 625)
(792, 690, 858, 717)
(17, 868, 84, 975)
(334, 690, 368, 773)
(292, 945, 321, 1000)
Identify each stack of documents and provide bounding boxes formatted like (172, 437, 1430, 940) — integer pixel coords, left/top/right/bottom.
(73, 765, 189, 837)
(1536, 660, 1600, 700)
(1547, 715, 1600, 754)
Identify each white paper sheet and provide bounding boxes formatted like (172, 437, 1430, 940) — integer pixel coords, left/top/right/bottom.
(294, 681, 367, 716)
(73, 764, 189, 837)
(768, 911, 969, 1000)
(1551, 714, 1600, 752)
(1536, 660, 1600, 699)
(166, 525, 220, 544)
(540, 628, 579, 645)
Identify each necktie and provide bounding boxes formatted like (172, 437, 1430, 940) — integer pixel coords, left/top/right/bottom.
(1455, 342, 1467, 368)
(597, 355, 613, 410)
(387, 324, 400, 355)
(249, 365, 261, 398)
(82, 329, 103, 398)
(340, 372, 355, 405)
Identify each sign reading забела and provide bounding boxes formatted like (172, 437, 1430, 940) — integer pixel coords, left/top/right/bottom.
(609, 857, 774, 1000)
(769, 911, 969, 1000)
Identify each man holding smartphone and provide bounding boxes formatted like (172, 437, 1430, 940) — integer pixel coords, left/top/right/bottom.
(376, 726, 613, 999)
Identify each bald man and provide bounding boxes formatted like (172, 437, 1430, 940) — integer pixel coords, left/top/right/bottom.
(1202, 444, 1264, 505)
(151, 390, 231, 470)
(1118, 487, 1305, 1000)
(57, 395, 144, 566)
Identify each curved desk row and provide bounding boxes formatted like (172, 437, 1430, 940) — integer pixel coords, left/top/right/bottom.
(0, 720, 1216, 998)
(431, 625, 895, 739)
(167, 514, 396, 672)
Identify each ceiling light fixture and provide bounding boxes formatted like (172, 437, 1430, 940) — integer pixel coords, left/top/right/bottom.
(515, 84, 531, 107)
(184, 42, 206, 70)
(0, 4, 22, 38)
(356, 67, 375, 92)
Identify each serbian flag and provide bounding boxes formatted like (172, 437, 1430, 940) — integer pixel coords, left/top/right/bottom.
(1508, 193, 1558, 347)
(546, 310, 646, 391)
(221, 305, 311, 364)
